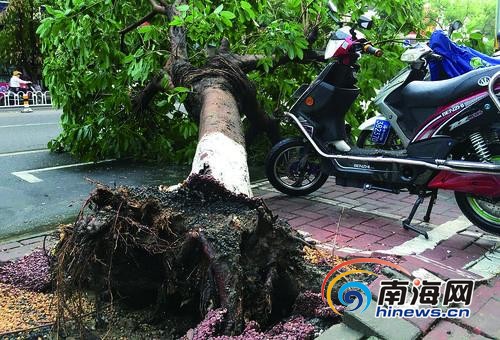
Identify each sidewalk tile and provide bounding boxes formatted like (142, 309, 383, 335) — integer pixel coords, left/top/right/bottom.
(0, 244, 38, 262)
(464, 244, 488, 257)
(19, 235, 46, 246)
(469, 284, 495, 315)
(348, 234, 383, 248)
(309, 216, 339, 229)
(297, 225, 334, 242)
(423, 320, 488, 340)
(287, 216, 313, 227)
(378, 234, 412, 247)
(421, 247, 450, 262)
(439, 234, 476, 250)
(0, 242, 22, 251)
(461, 298, 500, 339)
(338, 228, 364, 239)
(404, 315, 437, 334)
(353, 224, 395, 238)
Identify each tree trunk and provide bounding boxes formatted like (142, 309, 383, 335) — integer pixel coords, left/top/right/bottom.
(191, 88, 252, 197)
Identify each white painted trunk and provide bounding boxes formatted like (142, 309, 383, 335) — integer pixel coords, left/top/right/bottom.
(189, 88, 253, 197)
(191, 132, 252, 197)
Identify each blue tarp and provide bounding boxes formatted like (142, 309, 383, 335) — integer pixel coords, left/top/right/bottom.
(0, 1, 8, 12)
(429, 30, 500, 80)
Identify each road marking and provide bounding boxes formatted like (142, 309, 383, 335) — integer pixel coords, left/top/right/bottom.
(0, 122, 58, 129)
(12, 159, 115, 183)
(0, 149, 49, 157)
(379, 216, 471, 256)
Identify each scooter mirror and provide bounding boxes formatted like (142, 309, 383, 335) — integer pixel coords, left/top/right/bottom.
(448, 20, 463, 36)
(358, 16, 373, 29)
(452, 20, 463, 31)
(358, 9, 376, 29)
(328, 0, 338, 14)
(327, 0, 341, 24)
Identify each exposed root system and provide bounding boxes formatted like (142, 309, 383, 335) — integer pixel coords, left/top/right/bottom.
(54, 175, 326, 336)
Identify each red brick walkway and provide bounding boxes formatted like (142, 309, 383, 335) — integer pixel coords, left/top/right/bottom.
(254, 178, 500, 338)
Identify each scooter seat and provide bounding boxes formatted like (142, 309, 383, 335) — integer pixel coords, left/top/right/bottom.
(401, 65, 500, 108)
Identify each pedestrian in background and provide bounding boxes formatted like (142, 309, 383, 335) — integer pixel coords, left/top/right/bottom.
(9, 71, 31, 93)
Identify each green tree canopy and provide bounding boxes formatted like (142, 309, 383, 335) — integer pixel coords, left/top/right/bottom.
(424, 0, 497, 53)
(0, 0, 43, 81)
(38, 0, 424, 162)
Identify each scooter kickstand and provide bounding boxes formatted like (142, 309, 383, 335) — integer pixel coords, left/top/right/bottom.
(402, 194, 429, 239)
(423, 190, 437, 223)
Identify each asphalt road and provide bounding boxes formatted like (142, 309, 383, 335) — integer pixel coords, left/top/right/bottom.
(0, 107, 189, 240)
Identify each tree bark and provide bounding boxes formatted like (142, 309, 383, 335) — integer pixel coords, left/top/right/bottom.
(191, 88, 252, 196)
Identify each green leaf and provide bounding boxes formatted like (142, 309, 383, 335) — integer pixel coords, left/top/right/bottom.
(220, 11, 236, 20)
(177, 4, 189, 12)
(137, 25, 153, 33)
(173, 86, 190, 93)
(169, 16, 184, 26)
(214, 4, 223, 15)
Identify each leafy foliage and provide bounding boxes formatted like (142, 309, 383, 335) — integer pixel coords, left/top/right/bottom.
(0, 0, 43, 81)
(424, 0, 496, 54)
(39, 0, 424, 162)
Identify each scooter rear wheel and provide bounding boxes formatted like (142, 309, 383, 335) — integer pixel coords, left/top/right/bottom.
(455, 147, 500, 235)
(266, 137, 329, 196)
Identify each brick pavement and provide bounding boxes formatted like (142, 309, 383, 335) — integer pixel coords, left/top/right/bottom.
(253, 178, 500, 339)
(1, 178, 499, 339)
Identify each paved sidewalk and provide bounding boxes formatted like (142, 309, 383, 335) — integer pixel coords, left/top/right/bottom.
(253, 178, 500, 339)
(1, 178, 499, 339)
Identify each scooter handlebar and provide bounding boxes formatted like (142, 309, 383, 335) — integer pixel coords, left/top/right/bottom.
(363, 44, 383, 57)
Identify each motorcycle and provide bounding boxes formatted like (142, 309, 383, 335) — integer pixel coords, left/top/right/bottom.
(356, 20, 500, 149)
(265, 4, 500, 238)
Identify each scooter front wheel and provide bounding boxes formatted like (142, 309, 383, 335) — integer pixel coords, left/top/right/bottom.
(265, 137, 329, 196)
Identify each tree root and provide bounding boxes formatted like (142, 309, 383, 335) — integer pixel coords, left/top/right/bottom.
(54, 176, 326, 335)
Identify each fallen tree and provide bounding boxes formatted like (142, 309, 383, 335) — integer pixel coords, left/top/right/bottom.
(53, 1, 328, 336)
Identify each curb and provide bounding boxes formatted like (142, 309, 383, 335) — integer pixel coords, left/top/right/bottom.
(342, 300, 421, 340)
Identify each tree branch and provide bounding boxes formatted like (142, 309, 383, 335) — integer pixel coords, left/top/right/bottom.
(119, 11, 157, 51)
(132, 70, 169, 114)
(167, 0, 188, 59)
(238, 49, 325, 72)
(148, 0, 169, 15)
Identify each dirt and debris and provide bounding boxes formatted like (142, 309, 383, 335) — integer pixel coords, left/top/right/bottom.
(0, 249, 52, 292)
(0, 283, 56, 334)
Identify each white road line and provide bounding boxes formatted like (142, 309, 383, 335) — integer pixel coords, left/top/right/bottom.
(0, 122, 58, 129)
(0, 149, 49, 157)
(12, 159, 115, 183)
(317, 216, 471, 257)
(378, 216, 472, 256)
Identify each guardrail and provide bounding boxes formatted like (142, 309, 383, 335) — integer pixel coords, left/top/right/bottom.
(0, 91, 52, 108)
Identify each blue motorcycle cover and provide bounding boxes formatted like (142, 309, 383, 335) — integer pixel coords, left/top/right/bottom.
(429, 30, 500, 80)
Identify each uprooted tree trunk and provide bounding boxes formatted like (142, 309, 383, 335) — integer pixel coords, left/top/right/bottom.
(54, 0, 327, 336)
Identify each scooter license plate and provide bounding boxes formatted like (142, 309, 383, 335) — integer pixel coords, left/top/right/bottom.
(370, 119, 391, 144)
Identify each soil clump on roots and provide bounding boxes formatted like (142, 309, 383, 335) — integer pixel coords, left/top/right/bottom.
(54, 175, 329, 338)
